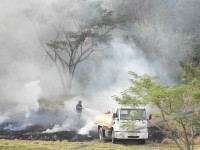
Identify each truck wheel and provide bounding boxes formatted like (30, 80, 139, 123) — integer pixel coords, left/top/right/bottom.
(111, 130, 116, 143)
(98, 127, 105, 141)
(140, 139, 146, 144)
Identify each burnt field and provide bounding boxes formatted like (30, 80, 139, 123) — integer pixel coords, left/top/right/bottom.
(0, 124, 164, 142)
(0, 124, 98, 141)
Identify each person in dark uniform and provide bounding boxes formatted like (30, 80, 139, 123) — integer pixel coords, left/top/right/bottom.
(76, 100, 83, 122)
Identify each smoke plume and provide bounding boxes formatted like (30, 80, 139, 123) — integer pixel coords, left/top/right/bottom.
(0, 0, 199, 132)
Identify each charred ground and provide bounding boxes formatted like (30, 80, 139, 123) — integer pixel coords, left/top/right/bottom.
(0, 124, 98, 141)
(0, 123, 164, 142)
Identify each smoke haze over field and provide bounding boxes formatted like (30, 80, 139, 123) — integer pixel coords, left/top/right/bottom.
(0, 0, 199, 130)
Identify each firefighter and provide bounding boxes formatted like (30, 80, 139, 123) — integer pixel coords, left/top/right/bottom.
(76, 100, 83, 122)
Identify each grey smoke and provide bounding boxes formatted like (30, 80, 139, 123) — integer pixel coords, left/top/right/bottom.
(102, 0, 199, 84)
(0, 0, 198, 129)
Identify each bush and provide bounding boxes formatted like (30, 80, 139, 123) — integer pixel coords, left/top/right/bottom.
(161, 138, 174, 145)
(194, 136, 200, 145)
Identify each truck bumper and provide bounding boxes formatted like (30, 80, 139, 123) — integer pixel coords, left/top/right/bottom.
(114, 131, 148, 139)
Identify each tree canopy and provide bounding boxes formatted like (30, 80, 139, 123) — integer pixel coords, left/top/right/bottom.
(45, 2, 126, 94)
(113, 62, 200, 150)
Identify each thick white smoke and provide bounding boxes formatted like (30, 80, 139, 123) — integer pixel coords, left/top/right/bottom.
(18, 80, 42, 117)
(1, 80, 43, 130)
(0, 0, 198, 132)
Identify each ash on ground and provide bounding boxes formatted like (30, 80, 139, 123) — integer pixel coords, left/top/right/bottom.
(0, 123, 98, 141)
(0, 123, 164, 142)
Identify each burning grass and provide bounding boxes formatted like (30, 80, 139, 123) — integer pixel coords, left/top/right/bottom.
(0, 130, 97, 141)
(0, 124, 200, 150)
(0, 123, 98, 142)
(2, 123, 200, 150)
(0, 124, 163, 142)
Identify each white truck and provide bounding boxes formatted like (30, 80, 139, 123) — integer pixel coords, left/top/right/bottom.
(95, 106, 149, 144)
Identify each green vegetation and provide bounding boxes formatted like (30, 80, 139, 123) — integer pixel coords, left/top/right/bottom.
(0, 139, 82, 150)
(113, 62, 200, 150)
(38, 95, 67, 111)
(1, 139, 199, 150)
(45, 2, 127, 95)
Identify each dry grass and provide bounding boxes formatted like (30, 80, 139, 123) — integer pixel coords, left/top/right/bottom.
(1, 139, 200, 150)
(161, 138, 174, 145)
(195, 136, 200, 145)
(161, 137, 200, 146)
(0, 139, 83, 150)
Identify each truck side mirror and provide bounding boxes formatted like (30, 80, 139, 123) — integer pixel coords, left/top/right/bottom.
(113, 113, 116, 118)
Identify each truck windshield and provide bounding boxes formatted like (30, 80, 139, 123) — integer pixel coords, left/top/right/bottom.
(120, 109, 146, 120)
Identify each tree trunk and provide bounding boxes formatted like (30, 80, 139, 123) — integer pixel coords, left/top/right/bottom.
(65, 66, 76, 94)
(181, 121, 190, 150)
(55, 62, 67, 95)
(191, 125, 194, 150)
(159, 109, 184, 150)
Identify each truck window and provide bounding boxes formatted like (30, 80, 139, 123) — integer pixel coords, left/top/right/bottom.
(120, 109, 146, 120)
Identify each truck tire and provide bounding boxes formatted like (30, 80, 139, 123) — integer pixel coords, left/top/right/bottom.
(111, 130, 116, 143)
(98, 127, 105, 141)
(140, 139, 146, 144)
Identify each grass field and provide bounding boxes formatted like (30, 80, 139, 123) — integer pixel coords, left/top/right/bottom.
(0, 139, 200, 150)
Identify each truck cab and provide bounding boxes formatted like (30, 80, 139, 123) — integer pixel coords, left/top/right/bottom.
(111, 106, 148, 143)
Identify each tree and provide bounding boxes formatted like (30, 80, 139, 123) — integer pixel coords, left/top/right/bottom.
(45, 4, 119, 94)
(113, 68, 200, 150)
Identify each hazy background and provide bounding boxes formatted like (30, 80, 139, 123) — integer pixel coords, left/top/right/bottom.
(0, 0, 199, 131)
